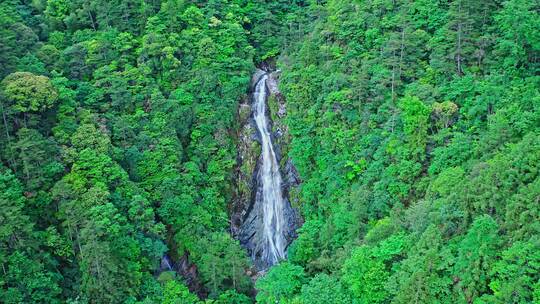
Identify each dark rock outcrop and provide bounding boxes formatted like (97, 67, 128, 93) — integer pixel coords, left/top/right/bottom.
(231, 68, 301, 270)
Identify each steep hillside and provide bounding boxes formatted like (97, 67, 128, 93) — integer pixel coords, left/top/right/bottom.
(0, 0, 539, 303)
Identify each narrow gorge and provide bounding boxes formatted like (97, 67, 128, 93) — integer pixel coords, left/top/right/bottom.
(233, 69, 299, 270)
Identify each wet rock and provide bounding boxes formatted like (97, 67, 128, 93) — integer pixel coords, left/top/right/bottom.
(231, 102, 260, 238)
(232, 69, 301, 271)
(251, 69, 266, 90)
(284, 159, 301, 189)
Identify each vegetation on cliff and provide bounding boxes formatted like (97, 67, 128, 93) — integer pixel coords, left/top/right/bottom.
(263, 0, 540, 303)
(0, 0, 539, 303)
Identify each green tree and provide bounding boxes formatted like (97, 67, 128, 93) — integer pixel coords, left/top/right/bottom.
(0, 165, 33, 251)
(453, 215, 500, 303)
(342, 233, 406, 304)
(162, 280, 200, 304)
(255, 263, 306, 304)
(477, 238, 540, 303)
(1, 72, 58, 113)
(342, 246, 389, 304)
(399, 95, 431, 155)
(7, 128, 61, 190)
(299, 273, 350, 304)
(212, 289, 252, 304)
(494, 0, 540, 71)
(0, 166, 62, 303)
(196, 232, 251, 296)
(388, 225, 452, 303)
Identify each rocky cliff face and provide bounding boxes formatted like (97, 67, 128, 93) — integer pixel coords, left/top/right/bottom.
(230, 70, 265, 239)
(266, 71, 301, 194)
(231, 69, 301, 270)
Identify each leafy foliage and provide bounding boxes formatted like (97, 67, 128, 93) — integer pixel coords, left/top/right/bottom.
(0, 0, 539, 303)
(272, 0, 540, 302)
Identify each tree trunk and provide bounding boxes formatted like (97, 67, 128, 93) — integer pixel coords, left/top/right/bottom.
(456, 0, 464, 75)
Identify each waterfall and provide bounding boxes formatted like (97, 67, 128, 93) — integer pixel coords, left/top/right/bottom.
(252, 74, 287, 265)
(239, 71, 296, 269)
(160, 255, 173, 271)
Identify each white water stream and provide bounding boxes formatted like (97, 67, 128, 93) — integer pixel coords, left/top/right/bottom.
(253, 74, 287, 265)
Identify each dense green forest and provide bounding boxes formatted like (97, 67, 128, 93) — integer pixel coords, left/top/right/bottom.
(0, 0, 539, 303)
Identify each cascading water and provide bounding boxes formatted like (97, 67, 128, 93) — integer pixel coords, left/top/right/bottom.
(253, 74, 287, 265)
(238, 70, 297, 269)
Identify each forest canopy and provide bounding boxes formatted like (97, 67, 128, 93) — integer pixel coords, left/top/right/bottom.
(0, 0, 539, 303)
